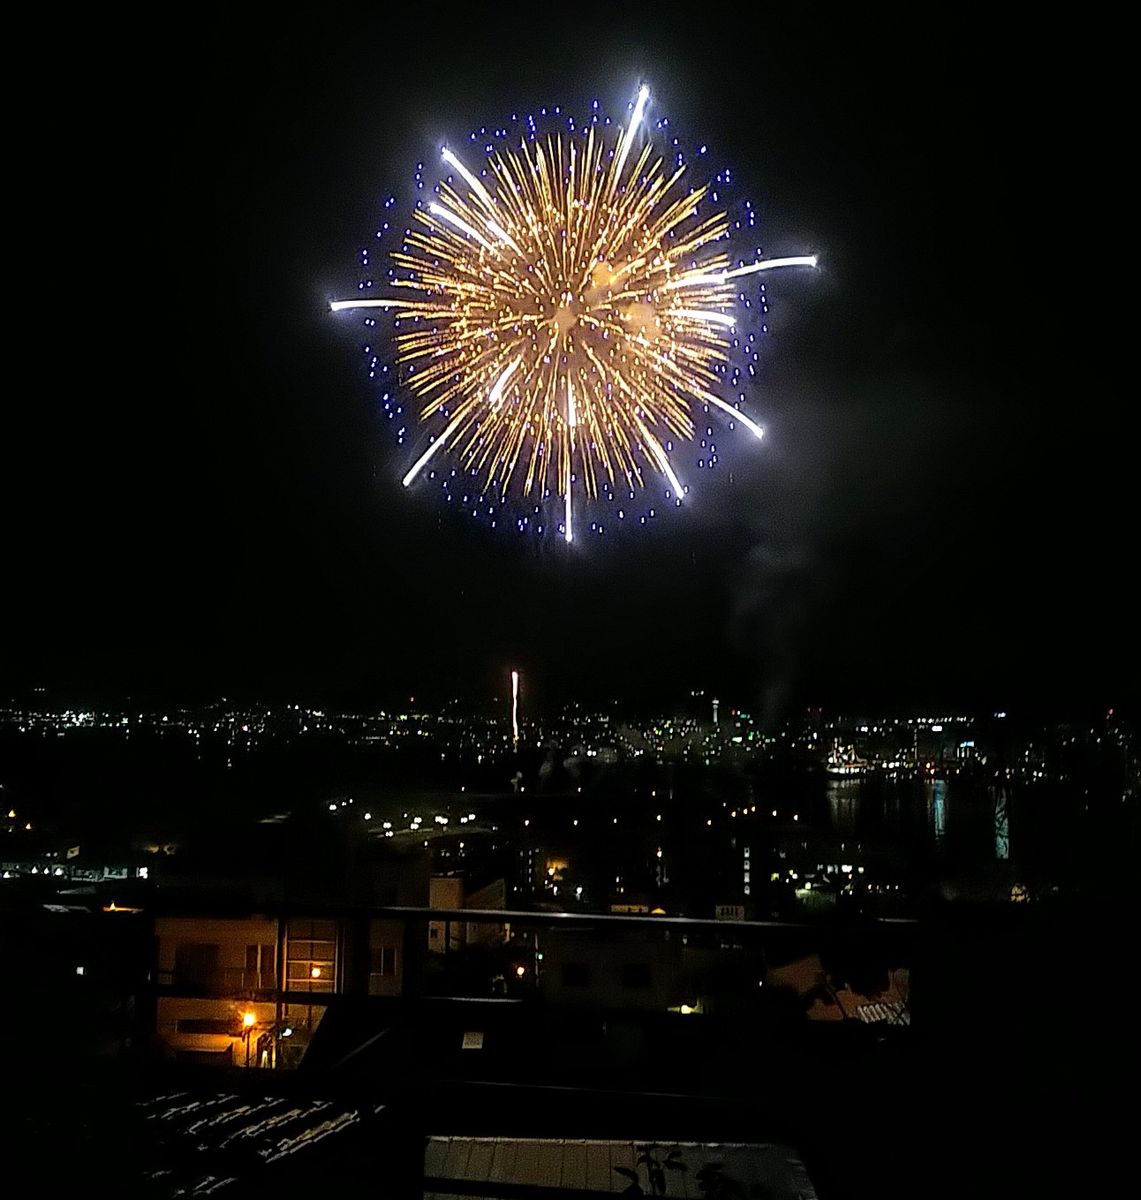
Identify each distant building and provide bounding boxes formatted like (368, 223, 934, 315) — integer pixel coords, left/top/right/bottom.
(153, 911, 406, 1068)
(429, 874, 508, 952)
(538, 927, 686, 1012)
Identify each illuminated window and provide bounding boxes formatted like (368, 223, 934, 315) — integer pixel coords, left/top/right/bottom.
(286, 920, 336, 993)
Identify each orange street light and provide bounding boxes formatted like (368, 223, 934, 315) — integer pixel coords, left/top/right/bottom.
(240, 1010, 258, 1068)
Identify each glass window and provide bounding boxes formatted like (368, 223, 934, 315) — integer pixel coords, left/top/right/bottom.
(286, 920, 336, 992)
(177, 1017, 236, 1035)
(370, 946, 397, 976)
(173, 943, 220, 987)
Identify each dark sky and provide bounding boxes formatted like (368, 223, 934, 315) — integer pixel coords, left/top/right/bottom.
(4, 7, 1134, 716)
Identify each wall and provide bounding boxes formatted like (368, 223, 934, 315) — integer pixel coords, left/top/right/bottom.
(155, 996, 277, 1067)
(537, 929, 685, 1012)
(368, 917, 404, 996)
(155, 916, 279, 991)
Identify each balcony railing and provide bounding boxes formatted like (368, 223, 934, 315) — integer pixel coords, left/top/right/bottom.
(159, 968, 278, 994)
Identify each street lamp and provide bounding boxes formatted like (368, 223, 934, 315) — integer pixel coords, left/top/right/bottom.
(240, 1010, 256, 1068)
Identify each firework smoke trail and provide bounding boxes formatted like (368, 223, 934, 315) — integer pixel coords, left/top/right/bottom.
(332, 83, 816, 536)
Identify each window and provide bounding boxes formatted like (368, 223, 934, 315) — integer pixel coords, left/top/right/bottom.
(370, 946, 397, 976)
(369, 945, 399, 995)
(245, 944, 272, 971)
(286, 920, 336, 993)
(177, 1047, 232, 1066)
(173, 942, 220, 988)
(562, 962, 591, 987)
(177, 1017, 237, 1035)
(244, 944, 275, 986)
(621, 963, 652, 989)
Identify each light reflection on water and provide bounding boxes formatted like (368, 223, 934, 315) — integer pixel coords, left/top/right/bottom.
(827, 778, 859, 835)
(993, 785, 1010, 860)
(931, 779, 946, 845)
(822, 774, 1008, 865)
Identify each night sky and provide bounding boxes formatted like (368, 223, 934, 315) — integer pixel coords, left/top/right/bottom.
(5, 8, 1133, 716)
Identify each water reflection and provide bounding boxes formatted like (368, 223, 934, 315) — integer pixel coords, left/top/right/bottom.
(929, 779, 947, 846)
(992, 785, 1010, 860)
(827, 779, 859, 835)
(821, 773, 1010, 870)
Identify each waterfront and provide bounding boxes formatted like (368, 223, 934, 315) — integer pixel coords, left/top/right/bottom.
(4, 699, 1133, 916)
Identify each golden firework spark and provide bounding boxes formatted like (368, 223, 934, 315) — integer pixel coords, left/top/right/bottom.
(332, 85, 815, 541)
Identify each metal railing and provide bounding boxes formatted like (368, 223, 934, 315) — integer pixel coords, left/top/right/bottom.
(159, 967, 278, 993)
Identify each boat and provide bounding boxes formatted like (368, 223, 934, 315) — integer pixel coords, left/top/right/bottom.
(826, 741, 868, 777)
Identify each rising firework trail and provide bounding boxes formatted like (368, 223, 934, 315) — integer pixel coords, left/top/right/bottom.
(511, 670, 520, 745)
(331, 83, 816, 539)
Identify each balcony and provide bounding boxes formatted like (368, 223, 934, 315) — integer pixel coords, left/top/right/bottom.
(158, 968, 278, 996)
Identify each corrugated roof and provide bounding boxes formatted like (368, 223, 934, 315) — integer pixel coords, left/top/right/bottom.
(423, 1136, 818, 1199)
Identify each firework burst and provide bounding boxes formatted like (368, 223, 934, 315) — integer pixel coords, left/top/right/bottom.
(332, 85, 815, 540)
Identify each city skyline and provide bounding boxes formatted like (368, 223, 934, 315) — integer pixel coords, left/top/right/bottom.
(1, 676, 1132, 726)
